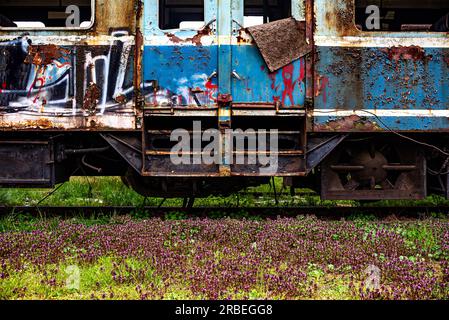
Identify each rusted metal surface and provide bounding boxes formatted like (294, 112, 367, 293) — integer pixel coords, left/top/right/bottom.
(166, 25, 213, 47)
(0, 139, 55, 187)
(134, 0, 144, 114)
(314, 115, 382, 132)
(381, 46, 433, 63)
(83, 83, 101, 114)
(24, 45, 71, 66)
(316, 0, 359, 37)
(313, 0, 449, 133)
(247, 18, 311, 73)
(0, 118, 63, 130)
(0, 0, 139, 130)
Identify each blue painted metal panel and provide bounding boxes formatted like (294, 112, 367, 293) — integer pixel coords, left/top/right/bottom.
(142, 42, 307, 108)
(232, 45, 306, 106)
(143, 45, 218, 106)
(314, 46, 449, 132)
(218, 0, 232, 95)
(143, 0, 218, 107)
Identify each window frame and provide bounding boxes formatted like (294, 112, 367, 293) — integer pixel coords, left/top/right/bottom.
(0, 0, 96, 31)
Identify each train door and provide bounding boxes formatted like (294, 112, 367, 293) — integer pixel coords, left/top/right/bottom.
(142, 0, 223, 176)
(141, 0, 310, 177)
(227, 0, 310, 177)
(230, 0, 309, 110)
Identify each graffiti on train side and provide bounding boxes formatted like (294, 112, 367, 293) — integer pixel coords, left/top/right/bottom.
(0, 30, 145, 115)
(146, 74, 219, 108)
(143, 43, 219, 108)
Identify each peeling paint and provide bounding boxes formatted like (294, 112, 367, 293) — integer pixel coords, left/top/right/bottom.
(83, 82, 101, 113)
(0, 118, 63, 130)
(24, 45, 71, 66)
(314, 115, 382, 132)
(166, 25, 212, 47)
(381, 46, 432, 63)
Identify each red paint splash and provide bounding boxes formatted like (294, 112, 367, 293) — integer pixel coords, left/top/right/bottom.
(33, 77, 46, 104)
(298, 62, 306, 90)
(268, 72, 278, 91)
(205, 79, 218, 102)
(281, 64, 296, 105)
(268, 61, 307, 106)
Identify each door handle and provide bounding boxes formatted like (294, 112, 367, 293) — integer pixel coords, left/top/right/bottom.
(232, 70, 242, 81)
(208, 71, 218, 81)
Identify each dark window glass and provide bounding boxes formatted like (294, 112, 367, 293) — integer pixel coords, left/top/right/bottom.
(159, 0, 205, 30)
(0, 0, 93, 28)
(244, 0, 291, 27)
(356, 0, 449, 32)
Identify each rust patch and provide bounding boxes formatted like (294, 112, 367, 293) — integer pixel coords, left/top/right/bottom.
(382, 46, 432, 63)
(0, 118, 63, 130)
(166, 25, 212, 47)
(83, 83, 101, 114)
(315, 115, 382, 132)
(114, 94, 127, 104)
(236, 29, 254, 45)
(324, 0, 360, 37)
(24, 45, 71, 66)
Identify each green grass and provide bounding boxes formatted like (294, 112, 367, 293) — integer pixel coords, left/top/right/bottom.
(2, 177, 449, 300)
(1, 212, 448, 300)
(3, 176, 449, 209)
(2, 217, 447, 300)
(0, 257, 154, 300)
(0, 177, 341, 208)
(0, 256, 288, 300)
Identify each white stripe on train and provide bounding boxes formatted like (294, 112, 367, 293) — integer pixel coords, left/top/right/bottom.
(313, 109, 449, 117)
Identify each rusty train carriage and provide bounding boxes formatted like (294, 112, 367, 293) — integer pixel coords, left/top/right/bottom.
(0, 0, 449, 200)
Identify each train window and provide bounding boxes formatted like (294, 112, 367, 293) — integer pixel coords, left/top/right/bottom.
(0, 0, 93, 29)
(355, 0, 449, 32)
(159, 0, 205, 30)
(244, 0, 292, 27)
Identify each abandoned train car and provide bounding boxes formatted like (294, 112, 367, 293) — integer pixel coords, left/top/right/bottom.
(1, 0, 449, 201)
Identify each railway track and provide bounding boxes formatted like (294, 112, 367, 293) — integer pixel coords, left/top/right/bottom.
(0, 205, 448, 220)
